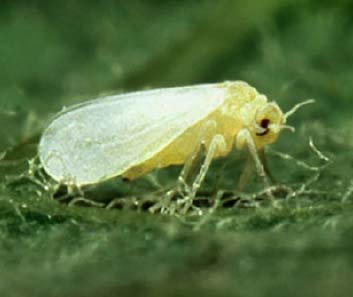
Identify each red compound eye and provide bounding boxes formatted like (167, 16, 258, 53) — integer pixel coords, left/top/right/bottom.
(256, 119, 270, 136)
(260, 119, 270, 129)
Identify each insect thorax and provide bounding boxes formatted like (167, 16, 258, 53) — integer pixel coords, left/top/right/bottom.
(220, 81, 268, 126)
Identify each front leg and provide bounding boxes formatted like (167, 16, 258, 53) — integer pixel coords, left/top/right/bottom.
(236, 129, 273, 199)
(259, 148, 276, 184)
(237, 155, 254, 192)
(237, 148, 276, 192)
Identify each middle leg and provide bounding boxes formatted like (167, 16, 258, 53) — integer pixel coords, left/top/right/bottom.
(180, 133, 227, 214)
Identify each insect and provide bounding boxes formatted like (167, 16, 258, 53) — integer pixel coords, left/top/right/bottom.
(39, 81, 313, 198)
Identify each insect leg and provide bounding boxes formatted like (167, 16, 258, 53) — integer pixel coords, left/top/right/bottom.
(239, 129, 273, 199)
(237, 155, 254, 191)
(192, 134, 227, 193)
(178, 120, 218, 194)
(177, 139, 206, 195)
(180, 134, 226, 214)
(151, 120, 218, 214)
(259, 148, 276, 184)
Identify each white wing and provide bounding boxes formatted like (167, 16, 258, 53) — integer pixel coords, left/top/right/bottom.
(39, 83, 229, 186)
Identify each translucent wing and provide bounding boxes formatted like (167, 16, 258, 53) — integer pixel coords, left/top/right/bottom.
(39, 83, 228, 186)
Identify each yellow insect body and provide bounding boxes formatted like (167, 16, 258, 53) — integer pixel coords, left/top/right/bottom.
(39, 81, 312, 189)
(122, 82, 282, 180)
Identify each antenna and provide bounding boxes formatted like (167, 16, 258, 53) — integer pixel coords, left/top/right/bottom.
(284, 99, 315, 122)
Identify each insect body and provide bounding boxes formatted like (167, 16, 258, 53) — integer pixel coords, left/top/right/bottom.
(39, 81, 313, 192)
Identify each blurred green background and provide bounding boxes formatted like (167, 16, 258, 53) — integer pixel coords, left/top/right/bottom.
(1, 0, 353, 296)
